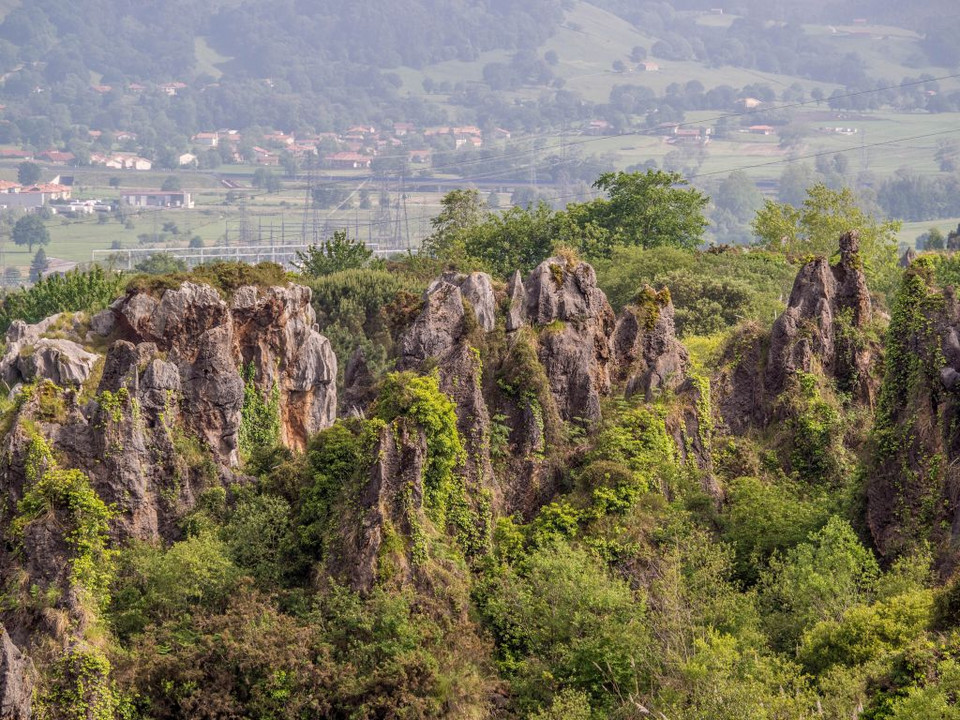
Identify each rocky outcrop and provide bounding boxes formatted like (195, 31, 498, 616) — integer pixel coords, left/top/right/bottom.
(718, 233, 878, 432)
(505, 270, 526, 332)
(399, 277, 492, 490)
(0, 627, 33, 720)
(765, 231, 874, 401)
(612, 286, 688, 400)
(230, 285, 337, 451)
(327, 421, 428, 592)
(103, 282, 336, 460)
(521, 257, 615, 426)
(0, 315, 99, 389)
(427, 271, 497, 332)
(866, 262, 960, 565)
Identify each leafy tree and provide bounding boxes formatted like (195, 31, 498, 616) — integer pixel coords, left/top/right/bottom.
(480, 540, 649, 713)
(160, 175, 181, 191)
(714, 170, 763, 223)
(760, 517, 879, 650)
(16, 160, 41, 185)
(752, 183, 901, 296)
(133, 253, 188, 275)
(294, 230, 373, 277)
(29, 248, 49, 282)
(0, 265, 125, 332)
(574, 170, 709, 255)
(421, 188, 486, 261)
(12, 214, 50, 253)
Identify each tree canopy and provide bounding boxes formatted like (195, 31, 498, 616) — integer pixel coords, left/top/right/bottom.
(12, 214, 50, 253)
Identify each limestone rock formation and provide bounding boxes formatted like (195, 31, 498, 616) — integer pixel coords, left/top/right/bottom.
(399, 277, 492, 489)
(0, 316, 99, 388)
(427, 271, 497, 332)
(505, 270, 526, 332)
(523, 256, 615, 426)
(611, 286, 689, 400)
(327, 421, 428, 592)
(765, 231, 874, 400)
(0, 280, 336, 546)
(866, 264, 960, 563)
(231, 284, 337, 451)
(0, 627, 33, 720)
(718, 232, 878, 432)
(105, 281, 336, 460)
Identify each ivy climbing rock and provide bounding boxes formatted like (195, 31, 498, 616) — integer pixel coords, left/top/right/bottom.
(399, 277, 493, 495)
(327, 420, 429, 592)
(865, 259, 960, 564)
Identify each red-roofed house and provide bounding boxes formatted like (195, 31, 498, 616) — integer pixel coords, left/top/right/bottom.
(37, 150, 76, 165)
(192, 132, 219, 148)
(324, 152, 372, 169)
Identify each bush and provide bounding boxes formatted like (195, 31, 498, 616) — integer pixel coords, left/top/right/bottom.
(0, 266, 126, 333)
(479, 540, 649, 714)
(125, 261, 288, 298)
(594, 246, 796, 335)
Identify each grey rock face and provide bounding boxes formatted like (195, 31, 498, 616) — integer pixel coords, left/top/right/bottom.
(719, 232, 877, 433)
(0, 315, 99, 388)
(102, 282, 337, 461)
(399, 280, 492, 489)
(328, 421, 428, 592)
(428, 271, 497, 332)
(765, 231, 874, 401)
(0, 627, 33, 720)
(506, 270, 526, 332)
(611, 287, 688, 400)
(524, 257, 615, 426)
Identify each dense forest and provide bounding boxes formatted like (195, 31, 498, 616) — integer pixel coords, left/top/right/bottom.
(2, 171, 960, 717)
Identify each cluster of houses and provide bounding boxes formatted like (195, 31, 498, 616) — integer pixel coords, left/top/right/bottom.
(183, 123, 508, 170)
(0, 179, 74, 212)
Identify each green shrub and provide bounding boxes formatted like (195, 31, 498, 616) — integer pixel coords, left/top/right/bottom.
(110, 532, 240, 637)
(760, 517, 880, 650)
(479, 540, 649, 713)
(0, 266, 125, 333)
(125, 261, 288, 298)
(374, 371, 465, 527)
(594, 246, 795, 334)
(13, 434, 114, 606)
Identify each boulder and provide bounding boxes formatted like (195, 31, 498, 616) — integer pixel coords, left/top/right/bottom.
(0, 315, 99, 388)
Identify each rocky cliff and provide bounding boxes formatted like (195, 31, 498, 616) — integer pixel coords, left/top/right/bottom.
(865, 258, 960, 566)
(716, 232, 879, 434)
(0, 279, 338, 712)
